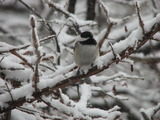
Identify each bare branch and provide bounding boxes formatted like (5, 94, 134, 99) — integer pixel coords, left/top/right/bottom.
(1, 21, 160, 114)
(131, 55, 160, 63)
(0, 35, 56, 54)
(108, 42, 120, 64)
(151, 37, 160, 42)
(37, 19, 97, 28)
(17, 106, 62, 120)
(18, 0, 61, 54)
(30, 15, 41, 59)
(30, 15, 42, 92)
(5, 83, 14, 102)
(135, 2, 145, 35)
(140, 103, 160, 120)
(10, 50, 34, 71)
(39, 63, 55, 72)
(98, 23, 114, 48)
(98, 0, 111, 24)
(46, 0, 82, 34)
(151, 0, 157, 9)
(39, 34, 56, 42)
(0, 67, 24, 71)
(46, 1, 71, 18)
(39, 97, 71, 117)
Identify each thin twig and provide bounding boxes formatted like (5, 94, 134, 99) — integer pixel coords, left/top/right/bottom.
(30, 15, 41, 92)
(17, 106, 62, 120)
(0, 67, 24, 71)
(131, 56, 160, 63)
(46, 1, 71, 18)
(41, 55, 54, 61)
(18, 0, 61, 54)
(5, 83, 14, 102)
(57, 19, 69, 37)
(0, 35, 56, 54)
(10, 50, 34, 70)
(68, 18, 81, 34)
(0, 33, 30, 37)
(98, 23, 114, 48)
(46, 0, 82, 34)
(32, 57, 40, 93)
(108, 42, 120, 64)
(0, 57, 5, 63)
(98, 0, 111, 24)
(39, 63, 55, 72)
(151, 0, 157, 9)
(18, 0, 41, 18)
(30, 15, 41, 58)
(40, 34, 56, 43)
(151, 37, 160, 42)
(141, 103, 160, 120)
(39, 97, 70, 117)
(1, 20, 160, 114)
(135, 2, 145, 35)
(38, 19, 97, 27)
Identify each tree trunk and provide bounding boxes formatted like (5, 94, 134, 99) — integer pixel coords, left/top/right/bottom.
(68, 0, 77, 13)
(67, 0, 77, 34)
(86, 0, 96, 20)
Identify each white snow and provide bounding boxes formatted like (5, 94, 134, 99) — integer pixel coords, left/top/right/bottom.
(140, 103, 160, 120)
(11, 109, 36, 120)
(75, 83, 92, 111)
(90, 72, 143, 84)
(95, 13, 160, 67)
(1, 0, 160, 119)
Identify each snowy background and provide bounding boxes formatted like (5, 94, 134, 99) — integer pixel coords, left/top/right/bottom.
(0, 0, 160, 120)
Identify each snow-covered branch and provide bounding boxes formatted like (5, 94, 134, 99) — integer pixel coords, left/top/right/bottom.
(140, 103, 160, 120)
(0, 1, 160, 119)
(0, 13, 160, 115)
(46, 0, 96, 34)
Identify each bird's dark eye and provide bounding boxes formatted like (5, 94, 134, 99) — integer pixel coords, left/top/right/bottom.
(80, 31, 93, 38)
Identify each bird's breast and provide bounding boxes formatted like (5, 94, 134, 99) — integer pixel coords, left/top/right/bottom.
(74, 42, 99, 67)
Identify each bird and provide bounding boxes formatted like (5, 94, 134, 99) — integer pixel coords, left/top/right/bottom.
(74, 31, 99, 73)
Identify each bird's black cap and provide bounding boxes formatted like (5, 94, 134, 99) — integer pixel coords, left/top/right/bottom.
(80, 31, 97, 45)
(80, 31, 93, 38)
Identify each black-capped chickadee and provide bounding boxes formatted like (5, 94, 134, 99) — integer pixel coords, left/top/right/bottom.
(74, 31, 99, 69)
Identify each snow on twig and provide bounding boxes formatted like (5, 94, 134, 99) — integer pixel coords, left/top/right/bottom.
(17, 106, 62, 120)
(59, 85, 121, 119)
(75, 83, 92, 111)
(0, 67, 24, 71)
(18, 0, 60, 54)
(96, 13, 160, 68)
(90, 72, 144, 84)
(1, 10, 160, 118)
(135, 2, 145, 35)
(30, 15, 42, 92)
(140, 103, 160, 120)
(111, 0, 147, 6)
(98, 0, 111, 24)
(46, 0, 96, 34)
(46, 0, 81, 34)
(0, 35, 56, 54)
(40, 96, 91, 119)
(37, 19, 97, 28)
(10, 50, 34, 71)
